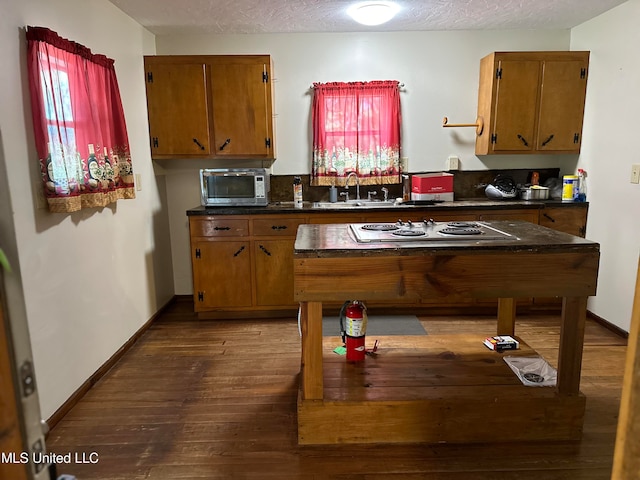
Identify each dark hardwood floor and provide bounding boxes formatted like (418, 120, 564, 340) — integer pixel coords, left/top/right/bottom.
(46, 299, 626, 479)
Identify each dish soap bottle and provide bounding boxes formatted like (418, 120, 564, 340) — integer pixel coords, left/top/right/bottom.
(293, 176, 303, 208)
(576, 169, 587, 202)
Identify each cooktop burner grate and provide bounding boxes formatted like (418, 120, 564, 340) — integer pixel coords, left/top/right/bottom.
(361, 224, 399, 231)
(447, 222, 479, 228)
(392, 229, 427, 237)
(439, 228, 482, 236)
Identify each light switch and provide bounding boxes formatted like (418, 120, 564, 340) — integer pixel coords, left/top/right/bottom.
(631, 164, 640, 184)
(135, 173, 142, 191)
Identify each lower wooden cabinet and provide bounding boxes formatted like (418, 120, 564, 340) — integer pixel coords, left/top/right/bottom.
(254, 238, 296, 306)
(190, 215, 305, 315)
(191, 240, 252, 309)
(188, 204, 588, 316)
(539, 205, 588, 237)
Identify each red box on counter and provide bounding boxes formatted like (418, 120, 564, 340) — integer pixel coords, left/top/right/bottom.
(411, 172, 454, 201)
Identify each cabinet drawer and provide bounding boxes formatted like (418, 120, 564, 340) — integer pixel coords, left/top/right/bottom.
(478, 210, 538, 224)
(539, 207, 587, 237)
(190, 218, 249, 237)
(252, 217, 306, 236)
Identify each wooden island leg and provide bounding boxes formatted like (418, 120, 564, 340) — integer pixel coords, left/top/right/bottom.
(557, 296, 588, 395)
(300, 301, 324, 400)
(497, 298, 517, 336)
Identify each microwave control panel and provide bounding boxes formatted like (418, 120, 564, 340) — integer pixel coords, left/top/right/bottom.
(255, 176, 266, 198)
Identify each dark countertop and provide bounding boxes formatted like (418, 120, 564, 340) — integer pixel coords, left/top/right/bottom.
(187, 199, 588, 216)
(293, 220, 599, 257)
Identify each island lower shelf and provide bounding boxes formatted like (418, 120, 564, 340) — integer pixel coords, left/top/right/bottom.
(297, 334, 585, 445)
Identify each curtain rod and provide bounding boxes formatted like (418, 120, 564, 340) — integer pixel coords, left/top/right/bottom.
(310, 82, 405, 89)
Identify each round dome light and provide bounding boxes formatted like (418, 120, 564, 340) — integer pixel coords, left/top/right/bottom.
(347, 1, 400, 26)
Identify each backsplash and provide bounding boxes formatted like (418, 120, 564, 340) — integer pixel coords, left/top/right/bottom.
(270, 168, 560, 202)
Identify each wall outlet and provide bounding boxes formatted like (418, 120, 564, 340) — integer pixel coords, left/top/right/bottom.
(631, 164, 640, 184)
(446, 155, 460, 171)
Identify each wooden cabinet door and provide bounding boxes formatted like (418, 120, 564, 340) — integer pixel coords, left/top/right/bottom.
(144, 61, 211, 156)
(539, 206, 588, 237)
(0, 290, 29, 480)
(254, 239, 296, 306)
(192, 241, 252, 310)
(491, 60, 540, 152)
(537, 60, 589, 152)
(476, 52, 589, 155)
(211, 61, 273, 157)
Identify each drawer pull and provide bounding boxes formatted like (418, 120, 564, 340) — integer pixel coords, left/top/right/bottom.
(259, 244, 272, 256)
(233, 246, 245, 257)
(517, 134, 529, 147)
(219, 138, 231, 151)
(192, 138, 206, 150)
(271, 225, 288, 230)
(214, 226, 231, 231)
(541, 134, 555, 147)
(543, 213, 555, 223)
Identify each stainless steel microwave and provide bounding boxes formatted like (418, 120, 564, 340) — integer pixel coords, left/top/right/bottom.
(200, 168, 270, 206)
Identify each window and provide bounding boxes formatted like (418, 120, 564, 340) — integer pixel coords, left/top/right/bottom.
(26, 26, 135, 213)
(311, 81, 402, 186)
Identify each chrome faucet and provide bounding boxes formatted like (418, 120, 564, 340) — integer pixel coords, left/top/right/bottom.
(344, 172, 360, 201)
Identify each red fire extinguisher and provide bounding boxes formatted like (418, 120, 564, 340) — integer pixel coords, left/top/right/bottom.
(341, 300, 368, 362)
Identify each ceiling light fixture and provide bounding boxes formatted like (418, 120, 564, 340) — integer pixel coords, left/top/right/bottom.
(347, 1, 400, 26)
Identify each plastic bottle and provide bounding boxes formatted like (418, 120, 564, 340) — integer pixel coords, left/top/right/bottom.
(562, 175, 578, 202)
(576, 169, 587, 202)
(328, 185, 338, 203)
(293, 176, 303, 208)
(402, 174, 411, 202)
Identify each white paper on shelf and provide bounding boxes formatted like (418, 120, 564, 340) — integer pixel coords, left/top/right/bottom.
(503, 356, 557, 387)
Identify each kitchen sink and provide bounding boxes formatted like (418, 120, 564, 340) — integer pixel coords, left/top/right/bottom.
(312, 200, 399, 209)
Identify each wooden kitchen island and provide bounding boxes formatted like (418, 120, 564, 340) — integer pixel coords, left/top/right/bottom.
(293, 221, 600, 445)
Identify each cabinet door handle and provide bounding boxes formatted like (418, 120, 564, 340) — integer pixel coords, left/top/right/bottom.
(214, 226, 231, 231)
(541, 134, 555, 147)
(192, 138, 205, 150)
(233, 246, 245, 257)
(271, 225, 288, 230)
(259, 244, 272, 256)
(517, 134, 529, 147)
(543, 213, 555, 223)
(219, 138, 231, 151)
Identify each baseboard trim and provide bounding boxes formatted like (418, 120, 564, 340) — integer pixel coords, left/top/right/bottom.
(588, 310, 628, 339)
(46, 295, 177, 431)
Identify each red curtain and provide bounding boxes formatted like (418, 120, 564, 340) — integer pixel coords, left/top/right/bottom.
(311, 81, 402, 186)
(26, 26, 135, 213)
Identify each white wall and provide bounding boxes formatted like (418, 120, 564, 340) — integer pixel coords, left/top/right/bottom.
(155, 30, 578, 294)
(0, 0, 173, 418)
(571, 0, 640, 331)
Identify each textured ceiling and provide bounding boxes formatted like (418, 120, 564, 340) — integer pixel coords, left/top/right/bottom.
(107, 0, 627, 35)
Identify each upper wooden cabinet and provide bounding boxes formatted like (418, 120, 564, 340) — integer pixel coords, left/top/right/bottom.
(475, 51, 589, 155)
(144, 55, 275, 160)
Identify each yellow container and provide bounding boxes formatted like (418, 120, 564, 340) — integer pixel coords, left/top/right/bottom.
(562, 175, 579, 202)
